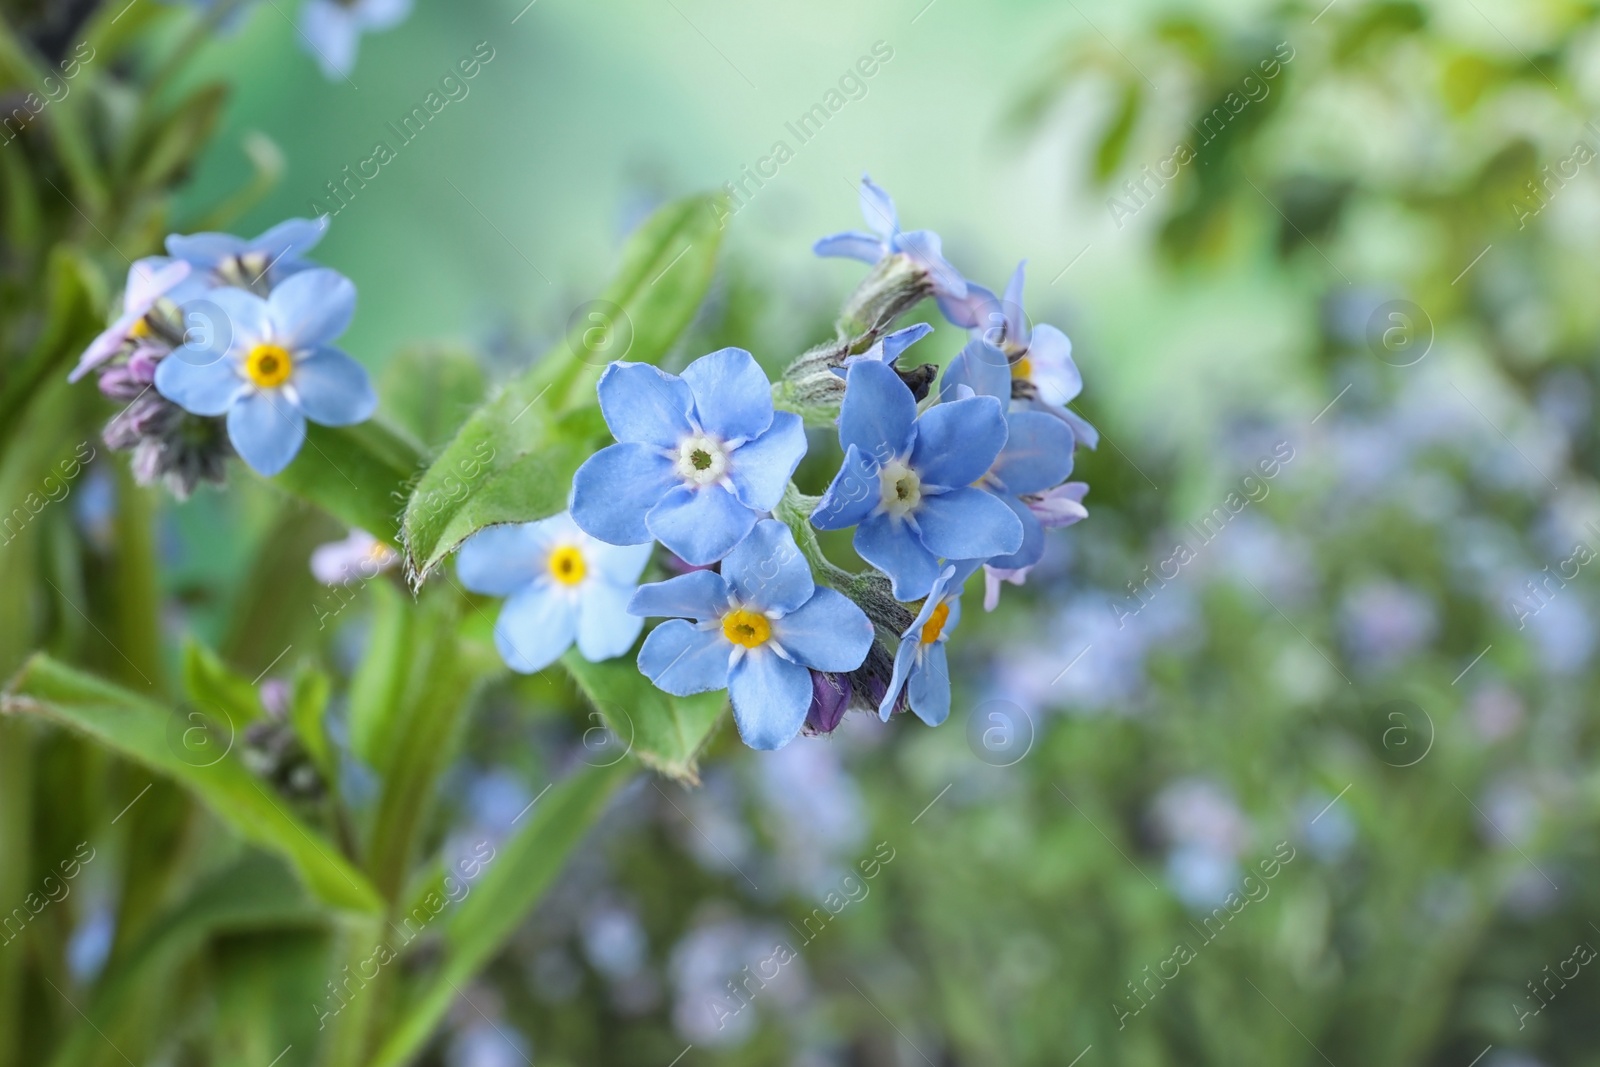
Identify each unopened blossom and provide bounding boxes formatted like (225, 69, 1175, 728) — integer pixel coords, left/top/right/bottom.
(68, 259, 195, 383)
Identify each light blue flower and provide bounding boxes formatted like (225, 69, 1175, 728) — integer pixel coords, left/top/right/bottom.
(300, 0, 412, 80)
(879, 562, 976, 726)
(458, 511, 653, 674)
(68, 258, 195, 383)
(166, 217, 329, 290)
(829, 322, 934, 380)
(154, 268, 376, 476)
(940, 261, 1099, 448)
(629, 520, 873, 750)
(810, 359, 1022, 601)
(570, 348, 807, 566)
(941, 338, 1078, 570)
(814, 174, 967, 301)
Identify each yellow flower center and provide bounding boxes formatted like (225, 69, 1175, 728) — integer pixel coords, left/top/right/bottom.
(721, 608, 771, 649)
(367, 541, 397, 566)
(547, 545, 587, 586)
(1011, 355, 1033, 381)
(245, 343, 293, 388)
(131, 317, 154, 340)
(920, 600, 951, 644)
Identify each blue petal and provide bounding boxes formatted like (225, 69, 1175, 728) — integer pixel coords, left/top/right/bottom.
(1027, 324, 1083, 402)
(268, 268, 355, 349)
(1058, 406, 1100, 450)
(154, 356, 246, 417)
(839, 359, 916, 461)
(181, 286, 271, 361)
(226, 391, 307, 476)
(901, 564, 957, 640)
(722, 519, 812, 616)
(628, 570, 730, 622)
(984, 492, 1045, 571)
(939, 339, 1011, 402)
(300, 0, 360, 79)
(587, 538, 654, 586)
(681, 347, 773, 442)
(1001, 261, 1030, 347)
(576, 581, 645, 662)
(165, 231, 243, 269)
(858, 174, 899, 238)
(992, 411, 1075, 495)
(811, 444, 880, 531)
(646, 485, 756, 566)
(596, 361, 694, 447)
(893, 229, 966, 299)
(728, 411, 805, 512)
(906, 644, 952, 726)
(570, 443, 676, 546)
(813, 231, 885, 262)
(251, 216, 329, 262)
(494, 585, 576, 673)
(879, 322, 933, 366)
(771, 588, 873, 672)
(290, 347, 376, 426)
(456, 522, 545, 595)
(854, 513, 941, 601)
(879, 639, 918, 721)
(937, 280, 997, 332)
(727, 649, 811, 750)
(637, 620, 730, 696)
(911, 395, 1008, 488)
(915, 486, 1023, 561)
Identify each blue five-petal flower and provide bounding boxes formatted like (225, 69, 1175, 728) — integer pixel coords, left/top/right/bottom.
(941, 338, 1078, 570)
(811, 359, 1023, 601)
(880, 562, 975, 726)
(154, 267, 377, 476)
(629, 520, 873, 751)
(166, 217, 330, 290)
(569, 348, 807, 566)
(457, 511, 653, 674)
(813, 174, 968, 302)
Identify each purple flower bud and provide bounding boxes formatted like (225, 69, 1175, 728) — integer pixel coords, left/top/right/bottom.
(805, 671, 850, 734)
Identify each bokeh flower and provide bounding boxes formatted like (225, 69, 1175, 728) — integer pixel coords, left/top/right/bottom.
(630, 520, 873, 750)
(811, 359, 1021, 600)
(300, 0, 412, 80)
(457, 511, 653, 674)
(311, 529, 398, 584)
(154, 267, 376, 475)
(570, 348, 806, 566)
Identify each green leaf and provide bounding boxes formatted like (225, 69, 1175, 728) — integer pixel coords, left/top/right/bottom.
(1094, 80, 1144, 182)
(366, 760, 633, 1067)
(380, 343, 489, 450)
(271, 419, 424, 545)
(181, 638, 266, 729)
(400, 193, 726, 584)
(561, 650, 725, 783)
(287, 663, 333, 779)
(2, 654, 382, 915)
(132, 83, 227, 191)
(46, 853, 326, 1067)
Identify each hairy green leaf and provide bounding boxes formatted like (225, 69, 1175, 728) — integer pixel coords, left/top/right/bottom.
(561, 650, 725, 783)
(272, 419, 424, 545)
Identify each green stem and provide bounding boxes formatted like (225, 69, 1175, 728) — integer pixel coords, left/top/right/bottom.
(775, 483, 855, 589)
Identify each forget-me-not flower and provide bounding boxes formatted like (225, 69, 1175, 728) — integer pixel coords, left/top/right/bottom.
(458, 511, 653, 674)
(154, 267, 376, 476)
(629, 520, 873, 750)
(300, 0, 412, 80)
(879, 562, 976, 726)
(942, 338, 1078, 570)
(810, 359, 1022, 601)
(311, 529, 398, 585)
(814, 175, 967, 302)
(166, 217, 329, 293)
(570, 348, 806, 566)
(940, 262, 1098, 448)
(69, 258, 195, 383)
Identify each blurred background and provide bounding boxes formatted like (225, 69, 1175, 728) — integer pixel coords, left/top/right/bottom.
(8, 0, 1600, 1064)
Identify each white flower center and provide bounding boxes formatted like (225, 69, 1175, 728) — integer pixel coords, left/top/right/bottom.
(674, 433, 729, 486)
(879, 459, 921, 518)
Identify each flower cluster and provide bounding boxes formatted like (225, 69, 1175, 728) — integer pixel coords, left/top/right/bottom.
(68, 217, 377, 494)
(464, 174, 1095, 750)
